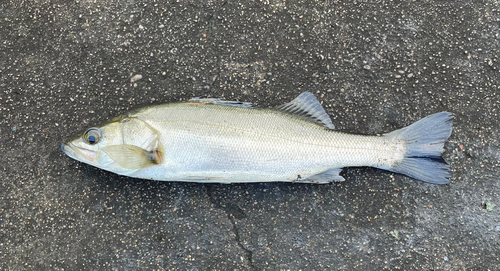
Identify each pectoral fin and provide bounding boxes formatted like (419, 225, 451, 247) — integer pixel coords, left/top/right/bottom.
(102, 144, 161, 169)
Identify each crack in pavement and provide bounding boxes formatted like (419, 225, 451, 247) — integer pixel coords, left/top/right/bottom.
(205, 185, 255, 271)
(227, 214, 254, 271)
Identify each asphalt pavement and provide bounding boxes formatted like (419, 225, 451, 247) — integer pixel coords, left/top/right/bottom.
(1, 0, 499, 270)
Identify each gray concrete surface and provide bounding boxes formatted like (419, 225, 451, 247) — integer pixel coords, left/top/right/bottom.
(1, 0, 499, 270)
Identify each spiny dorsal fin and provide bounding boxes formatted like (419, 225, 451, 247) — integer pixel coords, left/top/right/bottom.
(277, 92, 335, 129)
(187, 98, 254, 108)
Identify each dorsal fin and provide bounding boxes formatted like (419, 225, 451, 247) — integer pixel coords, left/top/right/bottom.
(187, 98, 254, 108)
(276, 92, 335, 129)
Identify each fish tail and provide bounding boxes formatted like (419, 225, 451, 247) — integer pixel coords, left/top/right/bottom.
(382, 112, 453, 184)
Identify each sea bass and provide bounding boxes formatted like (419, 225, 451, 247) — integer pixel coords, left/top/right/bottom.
(61, 92, 453, 184)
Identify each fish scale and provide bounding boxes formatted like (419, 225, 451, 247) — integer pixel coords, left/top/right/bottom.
(129, 103, 400, 182)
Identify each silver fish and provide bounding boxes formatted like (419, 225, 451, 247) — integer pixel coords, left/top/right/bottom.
(61, 92, 453, 184)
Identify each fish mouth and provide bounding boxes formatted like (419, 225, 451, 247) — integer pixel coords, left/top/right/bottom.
(60, 143, 97, 164)
(59, 143, 66, 152)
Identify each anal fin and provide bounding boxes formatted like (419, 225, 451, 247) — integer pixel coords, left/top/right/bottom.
(296, 168, 345, 184)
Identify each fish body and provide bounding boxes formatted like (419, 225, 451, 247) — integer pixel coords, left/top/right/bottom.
(62, 92, 453, 184)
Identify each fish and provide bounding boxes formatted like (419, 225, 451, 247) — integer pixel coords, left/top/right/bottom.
(61, 92, 453, 184)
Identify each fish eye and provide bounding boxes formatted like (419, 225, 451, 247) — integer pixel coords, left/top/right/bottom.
(83, 127, 101, 145)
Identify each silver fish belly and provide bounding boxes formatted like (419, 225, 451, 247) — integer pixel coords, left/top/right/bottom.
(61, 92, 453, 184)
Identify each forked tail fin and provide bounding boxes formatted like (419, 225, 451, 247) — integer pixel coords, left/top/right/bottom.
(383, 112, 453, 184)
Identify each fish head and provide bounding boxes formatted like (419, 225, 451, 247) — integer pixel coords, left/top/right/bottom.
(61, 116, 161, 174)
(60, 118, 127, 172)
